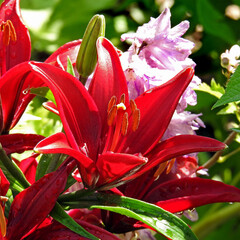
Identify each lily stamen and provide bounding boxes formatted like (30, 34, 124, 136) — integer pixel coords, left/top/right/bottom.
(106, 94, 140, 152)
(0, 20, 17, 46)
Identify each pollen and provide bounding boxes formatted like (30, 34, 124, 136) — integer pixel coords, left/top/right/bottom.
(0, 20, 17, 46)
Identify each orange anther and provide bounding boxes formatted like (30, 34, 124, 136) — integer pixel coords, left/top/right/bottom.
(154, 161, 168, 179)
(120, 93, 125, 104)
(132, 109, 140, 132)
(130, 99, 137, 112)
(0, 20, 17, 46)
(121, 112, 128, 136)
(0, 204, 6, 237)
(166, 158, 176, 174)
(107, 96, 117, 113)
(107, 105, 117, 126)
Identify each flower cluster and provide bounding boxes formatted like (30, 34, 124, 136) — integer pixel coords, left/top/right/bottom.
(0, 0, 240, 240)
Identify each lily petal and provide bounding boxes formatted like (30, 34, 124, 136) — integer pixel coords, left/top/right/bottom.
(96, 152, 147, 190)
(0, 62, 44, 132)
(0, 0, 31, 76)
(124, 135, 225, 180)
(18, 155, 38, 184)
(45, 39, 81, 75)
(119, 67, 194, 155)
(6, 159, 75, 240)
(144, 177, 240, 213)
(89, 38, 129, 135)
(25, 219, 120, 240)
(35, 132, 98, 187)
(29, 62, 101, 160)
(0, 133, 45, 154)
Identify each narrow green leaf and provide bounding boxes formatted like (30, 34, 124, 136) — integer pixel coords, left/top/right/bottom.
(51, 202, 99, 240)
(67, 56, 76, 77)
(213, 65, 240, 109)
(30, 87, 56, 105)
(91, 194, 198, 240)
(231, 128, 240, 133)
(35, 154, 52, 181)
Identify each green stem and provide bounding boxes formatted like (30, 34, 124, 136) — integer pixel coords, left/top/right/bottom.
(0, 144, 30, 189)
(192, 203, 240, 239)
(203, 131, 237, 169)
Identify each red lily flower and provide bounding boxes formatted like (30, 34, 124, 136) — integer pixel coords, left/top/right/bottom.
(31, 37, 225, 190)
(0, 0, 31, 77)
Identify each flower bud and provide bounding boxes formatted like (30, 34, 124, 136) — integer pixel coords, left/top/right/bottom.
(76, 14, 105, 84)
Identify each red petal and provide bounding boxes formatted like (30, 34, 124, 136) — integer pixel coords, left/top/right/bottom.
(118, 67, 194, 155)
(124, 135, 225, 180)
(89, 38, 129, 136)
(0, 168, 9, 197)
(144, 177, 240, 213)
(0, 0, 31, 75)
(29, 62, 101, 160)
(0, 62, 45, 132)
(0, 133, 45, 154)
(25, 219, 120, 240)
(42, 101, 59, 115)
(96, 152, 147, 189)
(18, 155, 38, 184)
(6, 159, 75, 240)
(45, 39, 81, 77)
(35, 132, 98, 187)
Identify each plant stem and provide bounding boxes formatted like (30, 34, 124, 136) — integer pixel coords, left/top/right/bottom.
(192, 203, 240, 239)
(0, 144, 30, 189)
(203, 131, 237, 169)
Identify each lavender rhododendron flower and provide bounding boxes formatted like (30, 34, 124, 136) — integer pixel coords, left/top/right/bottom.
(121, 8, 203, 140)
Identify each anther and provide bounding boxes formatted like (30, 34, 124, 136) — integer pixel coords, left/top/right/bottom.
(107, 96, 117, 113)
(0, 20, 17, 46)
(107, 105, 117, 126)
(130, 99, 137, 112)
(121, 112, 128, 136)
(166, 158, 176, 174)
(132, 109, 140, 132)
(154, 161, 168, 180)
(120, 93, 125, 104)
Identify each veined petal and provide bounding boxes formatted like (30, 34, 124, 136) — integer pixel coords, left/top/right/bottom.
(0, 62, 45, 132)
(0, 133, 45, 154)
(89, 38, 129, 135)
(6, 159, 75, 240)
(45, 39, 81, 75)
(96, 152, 147, 190)
(0, 0, 31, 76)
(118, 67, 194, 155)
(25, 219, 120, 240)
(144, 178, 240, 213)
(18, 155, 38, 185)
(0, 168, 9, 197)
(124, 135, 225, 180)
(35, 132, 98, 188)
(29, 62, 101, 160)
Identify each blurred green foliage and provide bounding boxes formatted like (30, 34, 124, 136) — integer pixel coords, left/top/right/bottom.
(1, 0, 240, 239)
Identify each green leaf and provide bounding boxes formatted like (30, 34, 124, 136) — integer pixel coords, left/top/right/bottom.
(197, 79, 224, 99)
(67, 56, 75, 77)
(30, 87, 56, 104)
(213, 65, 240, 109)
(231, 128, 240, 133)
(59, 191, 197, 239)
(51, 202, 99, 240)
(91, 194, 198, 240)
(35, 154, 52, 181)
(196, 0, 235, 44)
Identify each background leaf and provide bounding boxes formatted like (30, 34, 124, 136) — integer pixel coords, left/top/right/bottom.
(213, 65, 240, 108)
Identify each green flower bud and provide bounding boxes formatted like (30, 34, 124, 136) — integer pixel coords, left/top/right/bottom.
(76, 14, 105, 84)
